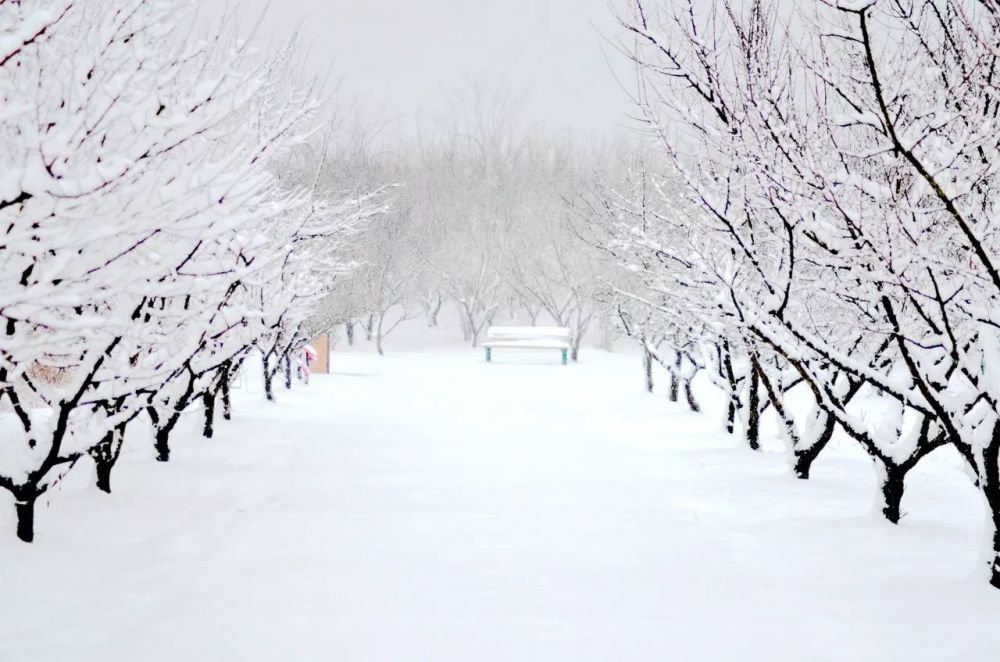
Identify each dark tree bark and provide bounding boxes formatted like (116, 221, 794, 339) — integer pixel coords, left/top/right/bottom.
(95, 458, 113, 494)
(669, 352, 680, 403)
(221, 371, 232, 421)
(982, 421, 1000, 587)
(262, 353, 276, 402)
(346, 320, 355, 346)
(991, 513, 1000, 590)
(756, 362, 802, 452)
(793, 416, 836, 480)
(880, 465, 906, 524)
(15, 497, 35, 543)
(683, 380, 700, 413)
(155, 426, 173, 463)
(264, 372, 275, 401)
(202, 391, 216, 439)
(746, 357, 762, 451)
(721, 342, 738, 435)
(284, 353, 293, 390)
(90, 424, 125, 494)
(643, 348, 654, 393)
(151, 369, 197, 462)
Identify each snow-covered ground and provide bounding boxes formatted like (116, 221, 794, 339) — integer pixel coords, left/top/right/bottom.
(2, 341, 999, 661)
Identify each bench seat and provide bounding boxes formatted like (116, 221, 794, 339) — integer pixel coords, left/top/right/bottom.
(481, 339, 571, 349)
(483, 327, 572, 364)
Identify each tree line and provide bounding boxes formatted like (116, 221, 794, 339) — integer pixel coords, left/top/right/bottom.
(0, 0, 383, 542)
(587, 0, 1000, 589)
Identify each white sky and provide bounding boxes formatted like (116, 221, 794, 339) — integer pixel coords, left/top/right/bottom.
(205, 0, 634, 138)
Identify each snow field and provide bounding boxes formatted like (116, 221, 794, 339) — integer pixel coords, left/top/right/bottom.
(1, 348, 998, 661)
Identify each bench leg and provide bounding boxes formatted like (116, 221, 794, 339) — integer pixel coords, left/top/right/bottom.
(561, 349, 568, 365)
(485, 347, 492, 363)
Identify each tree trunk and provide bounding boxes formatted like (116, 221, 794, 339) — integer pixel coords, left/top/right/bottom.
(155, 425, 172, 463)
(365, 314, 374, 341)
(990, 511, 1000, 590)
(95, 458, 113, 494)
(428, 298, 442, 327)
(757, 365, 801, 451)
(263, 353, 276, 403)
(643, 348, 654, 394)
(469, 319, 480, 348)
(221, 374, 232, 421)
(669, 352, 680, 403)
(746, 357, 762, 451)
(722, 344, 738, 435)
(90, 430, 115, 493)
(793, 415, 835, 480)
(346, 321, 355, 346)
(981, 421, 1000, 587)
(284, 354, 292, 390)
(202, 391, 216, 439)
(264, 370, 275, 402)
(376, 312, 386, 356)
(684, 380, 700, 413)
(15, 497, 35, 543)
(879, 463, 906, 524)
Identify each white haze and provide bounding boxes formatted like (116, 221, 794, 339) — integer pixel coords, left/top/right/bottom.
(203, 0, 635, 138)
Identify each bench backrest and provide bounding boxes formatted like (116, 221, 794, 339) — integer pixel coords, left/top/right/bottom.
(486, 326, 571, 342)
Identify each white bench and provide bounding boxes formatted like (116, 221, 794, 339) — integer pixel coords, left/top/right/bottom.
(482, 326, 571, 365)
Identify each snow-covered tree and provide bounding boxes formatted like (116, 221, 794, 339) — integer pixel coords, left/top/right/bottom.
(0, 0, 378, 541)
(615, 0, 1000, 586)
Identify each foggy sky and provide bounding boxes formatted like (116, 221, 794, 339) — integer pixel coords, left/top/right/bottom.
(205, 0, 634, 138)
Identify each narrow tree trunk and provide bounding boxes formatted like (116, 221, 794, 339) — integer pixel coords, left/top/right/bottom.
(264, 371, 275, 402)
(221, 374, 232, 421)
(91, 430, 115, 493)
(202, 392, 216, 439)
(793, 415, 835, 480)
(428, 298, 443, 327)
(722, 344, 738, 435)
(376, 312, 386, 356)
(669, 352, 680, 402)
(879, 463, 906, 524)
(155, 425, 173, 463)
(981, 421, 1000, 587)
(95, 458, 113, 494)
(346, 321, 355, 347)
(990, 510, 1000, 590)
(365, 314, 374, 341)
(15, 497, 35, 543)
(284, 354, 292, 390)
(757, 365, 801, 450)
(469, 320, 480, 348)
(262, 353, 276, 403)
(643, 348, 654, 394)
(684, 380, 700, 413)
(746, 357, 762, 451)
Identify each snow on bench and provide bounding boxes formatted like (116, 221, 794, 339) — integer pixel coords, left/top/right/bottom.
(482, 326, 571, 365)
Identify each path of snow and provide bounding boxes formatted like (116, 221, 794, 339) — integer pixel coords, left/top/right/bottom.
(1, 349, 999, 661)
